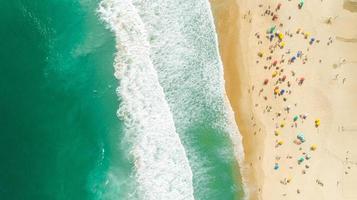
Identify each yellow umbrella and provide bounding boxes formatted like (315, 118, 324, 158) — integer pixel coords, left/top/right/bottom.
(274, 130, 281, 136)
(311, 144, 317, 151)
(278, 33, 284, 40)
(272, 71, 278, 77)
(280, 121, 285, 128)
(274, 88, 280, 95)
(279, 42, 285, 48)
(315, 119, 320, 127)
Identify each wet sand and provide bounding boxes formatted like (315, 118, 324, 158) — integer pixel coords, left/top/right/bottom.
(211, 0, 357, 199)
(210, 0, 264, 199)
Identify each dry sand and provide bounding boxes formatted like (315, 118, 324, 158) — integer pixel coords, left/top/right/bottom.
(210, 0, 357, 199)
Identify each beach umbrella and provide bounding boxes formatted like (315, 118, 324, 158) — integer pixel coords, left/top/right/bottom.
(280, 89, 285, 95)
(315, 119, 320, 127)
(298, 0, 304, 8)
(268, 25, 276, 34)
(290, 56, 296, 62)
(278, 140, 284, 145)
(278, 33, 284, 40)
(274, 163, 279, 170)
(297, 133, 305, 142)
(311, 144, 317, 151)
(272, 71, 278, 77)
(274, 130, 280, 136)
(293, 115, 299, 121)
(258, 52, 264, 57)
(274, 87, 280, 95)
(298, 157, 305, 164)
(264, 79, 269, 85)
(304, 32, 310, 39)
(279, 42, 285, 48)
(280, 121, 285, 128)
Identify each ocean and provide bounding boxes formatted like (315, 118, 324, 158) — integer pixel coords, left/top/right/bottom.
(0, 0, 244, 199)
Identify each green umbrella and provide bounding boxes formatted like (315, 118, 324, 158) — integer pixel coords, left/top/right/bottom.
(299, 0, 304, 7)
(293, 115, 299, 121)
(268, 25, 276, 34)
(298, 157, 305, 164)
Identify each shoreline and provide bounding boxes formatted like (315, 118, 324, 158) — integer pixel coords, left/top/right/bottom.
(210, 0, 264, 199)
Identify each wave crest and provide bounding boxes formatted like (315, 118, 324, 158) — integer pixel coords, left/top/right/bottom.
(98, 0, 195, 199)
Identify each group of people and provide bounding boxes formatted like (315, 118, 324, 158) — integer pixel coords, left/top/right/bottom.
(249, 1, 325, 196)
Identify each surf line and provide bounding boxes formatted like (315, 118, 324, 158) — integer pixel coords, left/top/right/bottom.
(205, 0, 248, 199)
(98, 0, 195, 199)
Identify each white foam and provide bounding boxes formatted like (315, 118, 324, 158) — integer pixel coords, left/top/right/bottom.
(205, 1, 249, 198)
(205, 0, 249, 198)
(204, 1, 249, 198)
(128, 0, 247, 198)
(98, 1, 195, 199)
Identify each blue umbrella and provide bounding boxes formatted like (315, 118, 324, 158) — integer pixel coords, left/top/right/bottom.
(274, 163, 279, 170)
(297, 133, 305, 143)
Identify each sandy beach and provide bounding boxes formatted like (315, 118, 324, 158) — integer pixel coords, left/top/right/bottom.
(210, 0, 357, 199)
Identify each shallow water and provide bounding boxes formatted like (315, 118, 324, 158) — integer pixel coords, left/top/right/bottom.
(99, 0, 244, 199)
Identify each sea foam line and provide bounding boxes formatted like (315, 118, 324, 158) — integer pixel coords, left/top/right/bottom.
(98, 1, 195, 199)
(204, 0, 249, 199)
(127, 0, 247, 198)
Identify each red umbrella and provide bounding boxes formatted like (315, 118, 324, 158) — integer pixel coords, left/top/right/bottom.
(264, 79, 269, 85)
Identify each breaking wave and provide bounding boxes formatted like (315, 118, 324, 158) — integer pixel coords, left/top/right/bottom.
(98, 0, 245, 199)
(98, 1, 195, 199)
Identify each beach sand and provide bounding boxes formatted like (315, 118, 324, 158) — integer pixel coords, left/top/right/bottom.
(210, 0, 357, 199)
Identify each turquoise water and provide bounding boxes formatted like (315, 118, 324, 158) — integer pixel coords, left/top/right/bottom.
(0, 0, 243, 199)
(0, 1, 132, 199)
